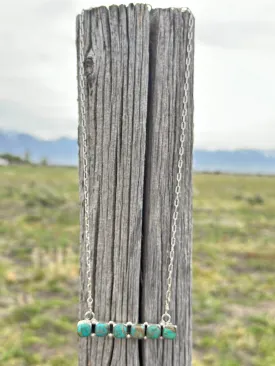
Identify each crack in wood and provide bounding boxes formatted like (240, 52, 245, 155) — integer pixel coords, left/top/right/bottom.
(77, 4, 194, 365)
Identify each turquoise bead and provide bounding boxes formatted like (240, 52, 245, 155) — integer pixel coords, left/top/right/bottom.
(146, 324, 161, 339)
(113, 323, 127, 339)
(77, 320, 91, 337)
(95, 323, 109, 337)
(131, 324, 145, 339)
(163, 325, 177, 340)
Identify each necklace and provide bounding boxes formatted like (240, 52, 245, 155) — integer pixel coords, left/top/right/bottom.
(77, 8, 194, 341)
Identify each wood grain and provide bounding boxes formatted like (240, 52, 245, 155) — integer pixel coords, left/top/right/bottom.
(141, 8, 194, 366)
(76, 5, 194, 365)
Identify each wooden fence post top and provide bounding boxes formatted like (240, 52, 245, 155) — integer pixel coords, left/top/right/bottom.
(77, 4, 194, 365)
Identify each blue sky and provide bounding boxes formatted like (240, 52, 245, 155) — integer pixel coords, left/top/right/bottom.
(0, 0, 274, 149)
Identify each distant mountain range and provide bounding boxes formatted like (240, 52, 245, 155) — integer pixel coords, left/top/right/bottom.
(194, 150, 275, 174)
(0, 131, 78, 166)
(0, 130, 274, 174)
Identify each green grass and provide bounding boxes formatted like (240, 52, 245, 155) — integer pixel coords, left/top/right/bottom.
(0, 166, 274, 365)
(193, 174, 275, 366)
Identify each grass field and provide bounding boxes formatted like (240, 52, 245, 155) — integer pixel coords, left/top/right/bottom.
(0, 166, 274, 366)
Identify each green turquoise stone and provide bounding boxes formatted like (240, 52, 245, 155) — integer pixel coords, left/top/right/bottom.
(131, 324, 145, 339)
(146, 324, 161, 339)
(95, 323, 109, 337)
(77, 320, 91, 337)
(163, 325, 177, 340)
(113, 323, 127, 339)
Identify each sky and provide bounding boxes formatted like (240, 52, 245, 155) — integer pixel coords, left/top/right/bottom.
(0, 0, 274, 150)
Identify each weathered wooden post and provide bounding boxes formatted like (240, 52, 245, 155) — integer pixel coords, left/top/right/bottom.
(76, 4, 194, 365)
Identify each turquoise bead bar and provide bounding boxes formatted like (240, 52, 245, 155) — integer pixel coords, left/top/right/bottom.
(77, 321, 176, 340)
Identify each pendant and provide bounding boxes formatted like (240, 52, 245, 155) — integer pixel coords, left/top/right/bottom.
(77, 320, 177, 340)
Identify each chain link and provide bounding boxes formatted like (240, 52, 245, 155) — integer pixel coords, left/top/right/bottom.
(79, 8, 193, 323)
(79, 11, 93, 315)
(162, 11, 194, 322)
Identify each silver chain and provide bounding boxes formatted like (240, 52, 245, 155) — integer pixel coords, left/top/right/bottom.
(162, 12, 194, 324)
(79, 11, 94, 318)
(79, 9, 194, 323)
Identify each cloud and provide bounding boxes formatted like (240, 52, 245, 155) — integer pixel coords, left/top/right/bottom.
(0, 0, 274, 149)
(35, 0, 72, 17)
(0, 100, 76, 139)
(197, 21, 275, 50)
